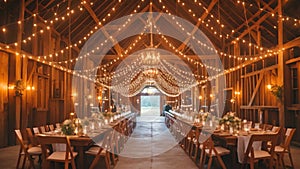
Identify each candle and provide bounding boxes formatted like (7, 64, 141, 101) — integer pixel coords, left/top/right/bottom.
(74, 127, 78, 135)
(229, 126, 233, 134)
(91, 122, 95, 130)
(83, 126, 87, 135)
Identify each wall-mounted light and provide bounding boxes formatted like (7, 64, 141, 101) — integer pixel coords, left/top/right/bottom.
(199, 96, 203, 100)
(97, 96, 101, 100)
(72, 92, 77, 97)
(8, 85, 15, 90)
(234, 91, 241, 95)
(267, 84, 272, 90)
(26, 86, 35, 90)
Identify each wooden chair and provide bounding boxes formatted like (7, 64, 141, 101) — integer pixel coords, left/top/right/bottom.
(37, 134, 78, 169)
(39, 126, 46, 133)
(85, 130, 114, 169)
(45, 125, 50, 132)
(271, 126, 281, 133)
(185, 128, 195, 155)
(26, 128, 39, 146)
(32, 127, 40, 135)
(48, 124, 55, 131)
(55, 123, 61, 129)
(263, 124, 273, 131)
(241, 133, 279, 169)
(15, 129, 42, 169)
(254, 123, 263, 129)
(199, 135, 230, 169)
(274, 128, 296, 169)
(190, 127, 201, 160)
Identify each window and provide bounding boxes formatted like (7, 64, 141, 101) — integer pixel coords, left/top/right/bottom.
(291, 68, 298, 104)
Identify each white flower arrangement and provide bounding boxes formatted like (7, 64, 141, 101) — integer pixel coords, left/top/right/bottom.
(219, 112, 241, 128)
(61, 119, 75, 135)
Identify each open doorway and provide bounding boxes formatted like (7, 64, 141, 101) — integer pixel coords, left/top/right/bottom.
(141, 95, 160, 116)
(140, 87, 161, 116)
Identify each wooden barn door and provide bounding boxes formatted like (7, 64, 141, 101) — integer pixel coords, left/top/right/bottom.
(0, 52, 9, 147)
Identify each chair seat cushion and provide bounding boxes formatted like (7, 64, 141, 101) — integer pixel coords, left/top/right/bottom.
(47, 152, 78, 162)
(85, 146, 107, 156)
(205, 146, 230, 156)
(274, 146, 286, 153)
(250, 150, 271, 159)
(27, 146, 42, 155)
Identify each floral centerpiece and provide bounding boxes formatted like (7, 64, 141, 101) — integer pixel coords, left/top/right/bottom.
(61, 119, 75, 135)
(219, 112, 241, 130)
(61, 118, 83, 135)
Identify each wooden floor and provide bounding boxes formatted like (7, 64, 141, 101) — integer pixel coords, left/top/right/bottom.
(114, 116, 198, 169)
(1, 116, 300, 169)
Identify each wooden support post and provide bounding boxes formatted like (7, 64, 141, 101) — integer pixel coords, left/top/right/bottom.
(16, 0, 25, 129)
(277, 0, 285, 127)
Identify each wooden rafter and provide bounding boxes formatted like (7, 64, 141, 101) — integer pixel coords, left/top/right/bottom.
(177, 0, 218, 52)
(25, 0, 34, 7)
(232, 0, 275, 36)
(81, 0, 123, 56)
(233, 6, 278, 43)
(60, 0, 110, 35)
(41, 0, 55, 8)
(103, 4, 151, 73)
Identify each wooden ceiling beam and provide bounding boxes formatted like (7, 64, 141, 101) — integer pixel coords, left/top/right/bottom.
(25, 0, 34, 7)
(103, 4, 151, 73)
(233, 6, 278, 43)
(283, 36, 300, 49)
(177, 0, 218, 52)
(158, 0, 222, 52)
(232, 0, 275, 36)
(66, 0, 109, 35)
(41, 0, 55, 9)
(102, 54, 219, 61)
(81, 0, 123, 56)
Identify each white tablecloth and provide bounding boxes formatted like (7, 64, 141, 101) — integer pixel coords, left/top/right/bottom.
(237, 135, 261, 163)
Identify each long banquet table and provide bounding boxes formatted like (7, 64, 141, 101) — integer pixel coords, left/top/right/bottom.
(38, 112, 137, 169)
(164, 110, 278, 168)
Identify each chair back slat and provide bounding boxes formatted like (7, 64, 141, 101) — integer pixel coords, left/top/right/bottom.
(39, 126, 46, 133)
(55, 123, 61, 129)
(283, 128, 296, 149)
(15, 130, 26, 150)
(26, 128, 38, 145)
(15, 130, 23, 142)
(33, 127, 40, 135)
(45, 125, 50, 132)
(243, 133, 279, 163)
(272, 126, 280, 133)
(263, 124, 273, 131)
(49, 124, 55, 131)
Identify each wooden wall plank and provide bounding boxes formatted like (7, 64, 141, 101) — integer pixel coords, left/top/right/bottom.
(0, 52, 9, 147)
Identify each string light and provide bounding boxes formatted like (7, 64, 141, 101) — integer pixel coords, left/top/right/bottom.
(0, 1, 293, 94)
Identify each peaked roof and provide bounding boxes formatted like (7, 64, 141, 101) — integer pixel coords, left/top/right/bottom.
(1, 0, 300, 96)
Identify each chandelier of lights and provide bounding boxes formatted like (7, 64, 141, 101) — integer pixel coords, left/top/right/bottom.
(141, 48, 160, 67)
